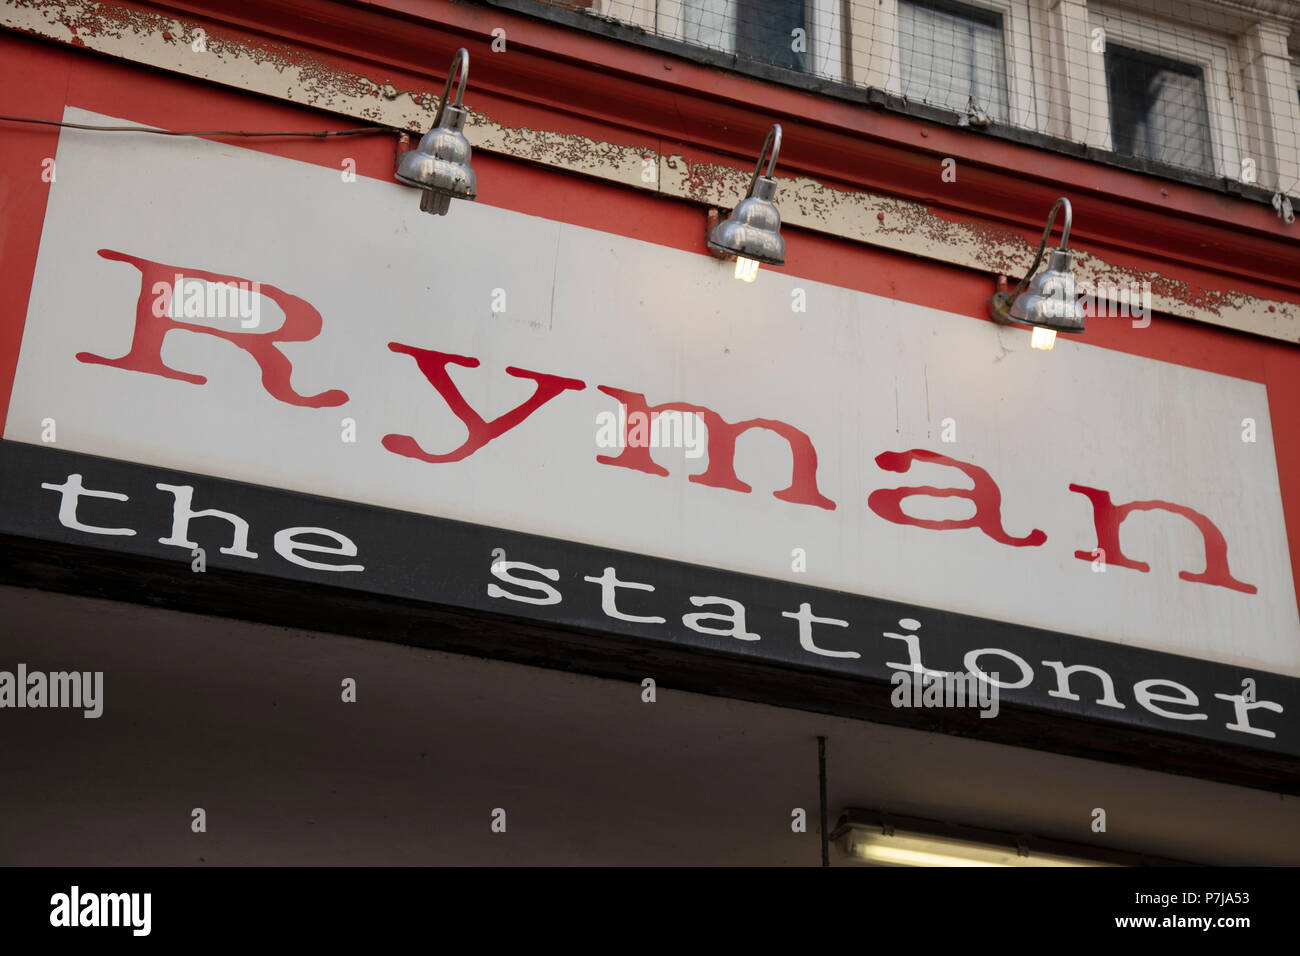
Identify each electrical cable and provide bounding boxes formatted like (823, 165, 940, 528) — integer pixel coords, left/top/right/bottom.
(818, 735, 829, 867)
(0, 115, 393, 138)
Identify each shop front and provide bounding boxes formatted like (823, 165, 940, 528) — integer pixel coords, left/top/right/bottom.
(1, 0, 1299, 868)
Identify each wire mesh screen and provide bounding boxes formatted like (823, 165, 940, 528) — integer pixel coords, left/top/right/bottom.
(1105, 43, 1214, 173)
(559, 0, 1300, 202)
(899, 0, 1009, 123)
(682, 0, 809, 71)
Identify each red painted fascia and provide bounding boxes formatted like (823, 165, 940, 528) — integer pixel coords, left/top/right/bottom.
(12, 0, 1300, 305)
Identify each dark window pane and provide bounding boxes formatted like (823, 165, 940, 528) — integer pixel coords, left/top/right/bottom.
(682, 0, 806, 71)
(1105, 43, 1213, 173)
(735, 0, 807, 71)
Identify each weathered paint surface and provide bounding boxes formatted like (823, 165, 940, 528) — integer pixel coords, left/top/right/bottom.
(4, 0, 1298, 341)
(665, 155, 1300, 341)
(2, 0, 654, 188)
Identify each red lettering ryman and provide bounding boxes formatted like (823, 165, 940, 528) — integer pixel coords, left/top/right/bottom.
(83, 250, 1257, 594)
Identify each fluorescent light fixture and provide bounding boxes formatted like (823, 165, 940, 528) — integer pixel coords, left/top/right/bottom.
(1030, 326, 1057, 350)
(734, 256, 760, 282)
(832, 810, 1119, 867)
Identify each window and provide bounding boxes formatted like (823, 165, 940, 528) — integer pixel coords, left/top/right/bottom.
(898, 0, 1009, 122)
(1104, 43, 1213, 174)
(682, 0, 807, 72)
(566, 0, 1265, 191)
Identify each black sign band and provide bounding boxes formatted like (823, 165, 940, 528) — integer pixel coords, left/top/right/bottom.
(1, 439, 1296, 792)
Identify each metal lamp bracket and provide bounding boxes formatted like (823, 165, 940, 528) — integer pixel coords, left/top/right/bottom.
(989, 274, 1015, 325)
(431, 47, 470, 129)
(705, 208, 729, 258)
(743, 123, 783, 199)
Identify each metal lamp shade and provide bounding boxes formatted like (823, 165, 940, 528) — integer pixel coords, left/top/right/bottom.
(396, 104, 477, 217)
(706, 175, 786, 266)
(1008, 249, 1086, 334)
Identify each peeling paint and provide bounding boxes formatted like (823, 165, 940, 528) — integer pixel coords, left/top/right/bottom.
(473, 114, 652, 190)
(664, 154, 1300, 341)
(3, 0, 1297, 342)
(4, 0, 656, 189)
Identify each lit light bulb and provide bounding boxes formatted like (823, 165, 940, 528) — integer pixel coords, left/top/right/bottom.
(734, 257, 760, 282)
(1030, 327, 1057, 351)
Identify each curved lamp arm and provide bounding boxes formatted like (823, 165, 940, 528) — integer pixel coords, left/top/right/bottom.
(744, 123, 783, 198)
(1007, 197, 1072, 302)
(431, 48, 470, 129)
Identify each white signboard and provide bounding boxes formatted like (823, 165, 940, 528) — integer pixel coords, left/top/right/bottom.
(8, 109, 1298, 676)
